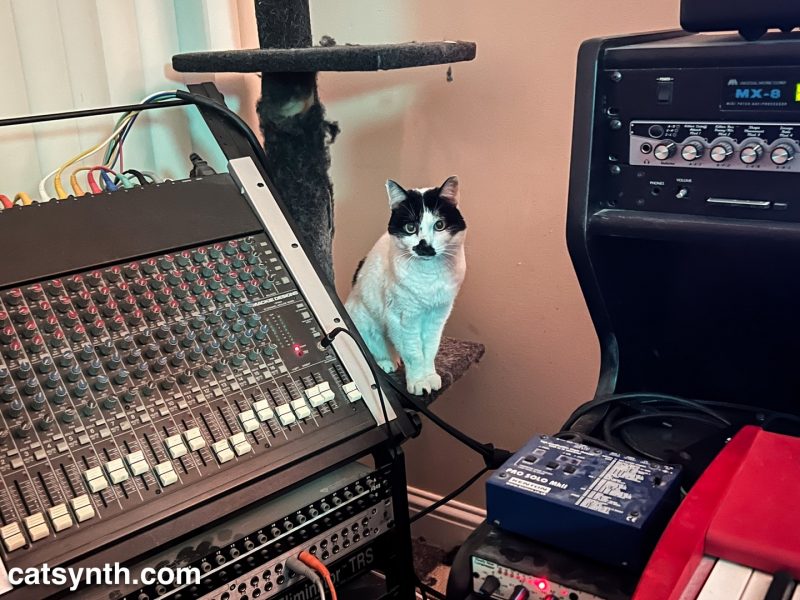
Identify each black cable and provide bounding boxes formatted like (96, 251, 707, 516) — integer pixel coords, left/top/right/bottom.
(410, 465, 489, 524)
(562, 392, 732, 431)
(381, 374, 512, 470)
(416, 579, 446, 600)
(173, 90, 270, 174)
(123, 169, 149, 185)
(552, 430, 622, 452)
(317, 327, 393, 444)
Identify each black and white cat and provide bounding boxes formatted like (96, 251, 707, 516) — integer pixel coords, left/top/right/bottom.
(346, 176, 466, 395)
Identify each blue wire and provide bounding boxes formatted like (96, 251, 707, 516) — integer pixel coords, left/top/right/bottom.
(106, 92, 178, 168)
(100, 171, 118, 192)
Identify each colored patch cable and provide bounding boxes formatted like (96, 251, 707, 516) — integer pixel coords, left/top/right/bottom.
(298, 551, 337, 600)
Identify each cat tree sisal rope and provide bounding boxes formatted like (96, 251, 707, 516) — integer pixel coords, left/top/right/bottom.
(172, 0, 484, 396)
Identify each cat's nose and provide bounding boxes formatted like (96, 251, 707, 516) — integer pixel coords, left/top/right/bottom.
(413, 240, 436, 256)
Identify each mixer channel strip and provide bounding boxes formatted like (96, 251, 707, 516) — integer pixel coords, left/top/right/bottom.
(0, 233, 375, 565)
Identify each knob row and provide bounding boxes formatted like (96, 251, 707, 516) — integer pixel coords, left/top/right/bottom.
(649, 140, 796, 165)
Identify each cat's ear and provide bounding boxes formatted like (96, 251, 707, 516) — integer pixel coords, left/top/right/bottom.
(439, 176, 460, 206)
(385, 180, 407, 209)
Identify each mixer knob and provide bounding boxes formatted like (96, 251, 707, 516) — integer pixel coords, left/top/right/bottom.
(230, 354, 245, 368)
(127, 310, 144, 326)
(98, 340, 115, 356)
(0, 367, 7, 384)
(224, 243, 238, 257)
(0, 430, 8, 446)
(67, 276, 84, 292)
(710, 141, 734, 163)
(106, 266, 122, 282)
(13, 309, 30, 325)
(247, 349, 260, 362)
(94, 287, 110, 304)
(121, 390, 136, 403)
(107, 354, 122, 370)
(45, 372, 60, 389)
(217, 262, 231, 274)
(38, 357, 54, 374)
(154, 325, 170, 340)
(19, 321, 36, 339)
(23, 377, 38, 396)
(187, 346, 202, 362)
(158, 258, 174, 272)
(139, 292, 155, 308)
(119, 296, 137, 313)
(0, 326, 14, 344)
(198, 293, 213, 308)
(222, 336, 237, 351)
(232, 319, 245, 333)
(132, 363, 148, 379)
(141, 260, 157, 275)
(199, 327, 213, 343)
(171, 351, 186, 367)
(49, 331, 65, 349)
(771, 143, 796, 165)
(69, 326, 86, 342)
(263, 343, 277, 357)
(38, 415, 54, 431)
(61, 408, 76, 423)
(86, 271, 103, 287)
(215, 325, 229, 339)
(151, 357, 167, 373)
(30, 392, 45, 411)
(14, 423, 30, 438)
(224, 308, 238, 321)
(126, 349, 143, 365)
(8, 399, 24, 418)
(73, 381, 89, 398)
(100, 300, 118, 318)
(167, 271, 183, 286)
(193, 250, 208, 264)
(33, 301, 50, 317)
(160, 376, 176, 391)
(163, 337, 178, 353)
(5, 289, 23, 306)
(46, 280, 64, 296)
(141, 382, 156, 397)
(681, 141, 705, 161)
(180, 331, 197, 349)
(17, 361, 32, 380)
(239, 332, 253, 347)
(213, 361, 227, 373)
(123, 263, 140, 279)
(180, 297, 197, 313)
(74, 291, 91, 308)
(82, 400, 97, 416)
(178, 370, 193, 384)
(87, 358, 102, 376)
(113, 284, 129, 300)
(54, 296, 71, 313)
(51, 386, 67, 405)
(150, 276, 166, 292)
(5, 340, 22, 359)
(103, 396, 118, 410)
(164, 301, 179, 316)
(42, 315, 58, 332)
(89, 319, 105, 337)
(196, 365, 211, 378)
(205, 341, 221, 356)
(66, 364, 82, 382)
(144, 343, 159, 359)
(174, 284, 190, 300)
(1, 384, 16, 402)
(740, 142, 764, 164)
(0, 312, 7, 329)
(255, 325, 270, 341)
(28, 335, 44, 354)
(93, 376, 110, 391)
(118, 335, 134, 350)
(176, 253, 191, 267)
(113, 370, 129, 386)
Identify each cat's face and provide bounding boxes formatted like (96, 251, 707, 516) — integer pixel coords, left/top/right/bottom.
(385, 176, 466, 260)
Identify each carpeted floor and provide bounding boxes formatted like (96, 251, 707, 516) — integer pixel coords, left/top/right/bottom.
(413, 536, 456, 595)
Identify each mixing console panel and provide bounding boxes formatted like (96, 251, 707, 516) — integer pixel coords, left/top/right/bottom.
(0, 228, 376, 569)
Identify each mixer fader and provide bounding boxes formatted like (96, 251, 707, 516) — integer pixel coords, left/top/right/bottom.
(0, 161, 386, 575)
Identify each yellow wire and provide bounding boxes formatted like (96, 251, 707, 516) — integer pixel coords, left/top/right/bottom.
(13, 192, 32, 206)
(69, 168, 88, 196)
(52, 113, 136, 200)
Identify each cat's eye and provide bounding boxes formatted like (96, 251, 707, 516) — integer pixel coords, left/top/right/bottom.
(434, 220, 446, 231)
(404, 223, 417, 234)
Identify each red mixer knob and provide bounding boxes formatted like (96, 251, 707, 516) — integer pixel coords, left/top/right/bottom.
(55, 296, 71, 313)
(106, 266, 122, 282)
(74, 290, 91, 308)
(101, 300, 118, 317)
(20, 321, 36, 339)
(27, 285, 43, 301)
(5, 289, 23, 306)
(94, 286, 111, 304)
(139, 292, 155, 308)
(46, 280, 64, 296)
(81, 306, 98, 323)
(164, 300, 179, 316)
(141, 259, 158, 275)
(123, 263, 140, 278)
(145, 305, 162, 321)
(62, 310, 78, 327)
(67, 276, 83, 292)
(42, 316, 58, 333)
(29, 335, 44, 353)
(109, 315, 124, 331)
(0, 312, 7, 327)
(49, 330, 64, 348)
(0, 326, 14, 344)
(6, 340, 22, 358)
(86, 271, 103, 287)
(127, 309, 143, 326)
(13, 308, 30, 324)
(34, 301, 51, 318)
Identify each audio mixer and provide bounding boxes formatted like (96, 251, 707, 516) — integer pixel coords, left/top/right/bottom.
(0, 156, 401, 597)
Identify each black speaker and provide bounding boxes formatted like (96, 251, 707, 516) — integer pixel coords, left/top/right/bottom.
(681, 0, 800, 39)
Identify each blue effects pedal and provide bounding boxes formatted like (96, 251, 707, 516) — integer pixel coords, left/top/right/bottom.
(486, 435, 681, 569)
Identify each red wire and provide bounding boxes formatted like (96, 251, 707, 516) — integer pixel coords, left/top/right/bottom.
(298, 551, 337, 600)
(0, 195, 13, 209)
(86, 166, 117, 194)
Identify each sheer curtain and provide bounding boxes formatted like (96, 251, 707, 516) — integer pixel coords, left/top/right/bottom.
(0, 0, 261, 200)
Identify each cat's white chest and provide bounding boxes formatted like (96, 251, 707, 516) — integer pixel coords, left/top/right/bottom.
(391, 252, 464, 311)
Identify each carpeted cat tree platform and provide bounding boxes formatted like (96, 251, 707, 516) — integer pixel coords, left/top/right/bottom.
(172, 0, 484, 400)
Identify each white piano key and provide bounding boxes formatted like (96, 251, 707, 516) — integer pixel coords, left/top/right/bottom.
(740, 571, 773, 600)
(697, 559, 753, 600)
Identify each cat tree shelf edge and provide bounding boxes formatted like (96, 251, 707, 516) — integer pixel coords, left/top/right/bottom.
(172, 41, 477, 73)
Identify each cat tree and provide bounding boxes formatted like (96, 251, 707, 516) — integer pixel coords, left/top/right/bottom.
(172, 0, 484, 399)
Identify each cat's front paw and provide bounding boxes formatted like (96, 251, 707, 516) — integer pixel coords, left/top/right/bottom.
(406, 372, 442, 395)
(377, 359, 398, 373)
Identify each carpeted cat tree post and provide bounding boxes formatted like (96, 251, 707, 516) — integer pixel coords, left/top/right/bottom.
(173, 0, 484, 399)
